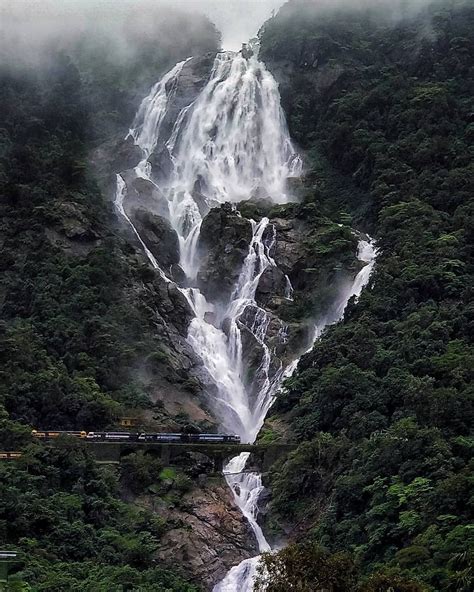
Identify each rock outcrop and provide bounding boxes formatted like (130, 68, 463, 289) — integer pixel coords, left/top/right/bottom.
(255, 265, 288, 307)
(143, 477, 257, 588)
(130, 208, 180, 270)
(197, 203, 253, 303)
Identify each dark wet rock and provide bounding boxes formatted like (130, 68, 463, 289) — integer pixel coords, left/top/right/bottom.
(127, 177, 170, 219)
(271, 217, 306, 275)
(113, 135, 143, 171)
(127, 264, 220, 431)
(146, 53, 217, 161)
(197, 203, 253, 302)
(131, 208, 180, 269)
(148, 145, 174, 181)
(256, 265, 288, 306)
(256, 486, 272, 517)
(89, 134, 142, 194)
(237, 197, 275, 221)
(168, 282, 194, 334)
(170, 263, 186, 285)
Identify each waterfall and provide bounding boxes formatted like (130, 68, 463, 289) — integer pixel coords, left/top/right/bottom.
(214, 239, 376, 592)
(130, 51, 302, 277)
(115, 49, 376, 592)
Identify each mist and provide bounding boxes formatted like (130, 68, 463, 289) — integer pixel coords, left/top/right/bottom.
(0, 0, 285, 61)
(0, 0, 457, 68)
(168, 1, 285, 50)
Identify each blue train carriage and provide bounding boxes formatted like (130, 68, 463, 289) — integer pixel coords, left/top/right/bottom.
(86, 432, 140, 441)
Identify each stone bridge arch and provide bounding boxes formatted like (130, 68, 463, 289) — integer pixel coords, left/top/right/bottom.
(63, 441, 296, 472)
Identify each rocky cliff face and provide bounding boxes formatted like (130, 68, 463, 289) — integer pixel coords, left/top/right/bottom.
(139, 475, 257, 588)
(197, 198, 359, 357)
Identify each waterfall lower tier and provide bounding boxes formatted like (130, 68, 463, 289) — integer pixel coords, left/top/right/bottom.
(224, 453, 271, 554)
(214, 557, 261, 592)
(213, 240, 376, 592)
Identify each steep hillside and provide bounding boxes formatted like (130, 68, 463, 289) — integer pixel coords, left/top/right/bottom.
(258, 0, 473, 589)
(0, 10, 220, 441)
(0, 10, 235, 590)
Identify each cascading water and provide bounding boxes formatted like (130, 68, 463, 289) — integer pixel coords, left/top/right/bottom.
(115, 47, 376, 592)
(214, 239, 376, 592)
(129, 51, 302, 277)
(120, 50, 302, 442)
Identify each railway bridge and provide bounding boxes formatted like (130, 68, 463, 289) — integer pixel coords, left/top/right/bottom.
(84, 441, 296, 472)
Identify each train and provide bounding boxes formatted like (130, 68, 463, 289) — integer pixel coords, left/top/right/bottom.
(31, 430, 241, 444)
(0, 452, 22, 460)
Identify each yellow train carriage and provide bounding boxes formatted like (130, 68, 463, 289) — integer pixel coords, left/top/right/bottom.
(31, 430, 87, 439)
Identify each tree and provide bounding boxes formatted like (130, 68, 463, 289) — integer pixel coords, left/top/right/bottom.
(254, 544, 357, 592)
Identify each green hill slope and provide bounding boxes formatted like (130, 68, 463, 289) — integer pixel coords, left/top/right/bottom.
(259, 1, 473, 589)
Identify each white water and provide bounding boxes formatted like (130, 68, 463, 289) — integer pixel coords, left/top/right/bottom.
(130, 51, 302, 278)
(115, 48, 376, 592)
(122, 51, 302, 443)
(214, 239, 376, 592)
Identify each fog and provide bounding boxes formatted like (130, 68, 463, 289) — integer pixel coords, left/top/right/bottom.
(0, 0, 453, 66)
(169, 1, 285, 50)
(0, 0, 284, 55)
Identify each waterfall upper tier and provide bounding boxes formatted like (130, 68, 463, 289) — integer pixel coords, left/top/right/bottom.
(130, 51, 302, 216)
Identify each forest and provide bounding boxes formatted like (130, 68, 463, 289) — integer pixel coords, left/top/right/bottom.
(0, 7, 219, 590)
(258, 0, 473, 590)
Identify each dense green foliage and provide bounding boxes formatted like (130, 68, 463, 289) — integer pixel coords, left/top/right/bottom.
(260, 1, 473, 590)
(0, 10, 219, 432)
(0, 442, 200, 591)
(0, 9, 219, 590)
(0, 54, 153, 431)
(255, 543, 426, 592)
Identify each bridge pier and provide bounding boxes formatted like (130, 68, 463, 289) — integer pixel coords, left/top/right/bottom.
(160, 445, 170, 465)
(213, 454, 224, 473)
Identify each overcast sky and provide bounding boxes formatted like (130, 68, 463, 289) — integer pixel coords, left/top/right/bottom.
(0, 0, 286, 51)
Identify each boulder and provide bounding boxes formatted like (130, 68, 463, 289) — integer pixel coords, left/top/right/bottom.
(255, 265, 288, 306)
(113, 135, 143, 171)
(128, 177, 170, 219)
(170, 263, 186, 285)
(271, 217, 306, 274)
(131, 208, 180, 269)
